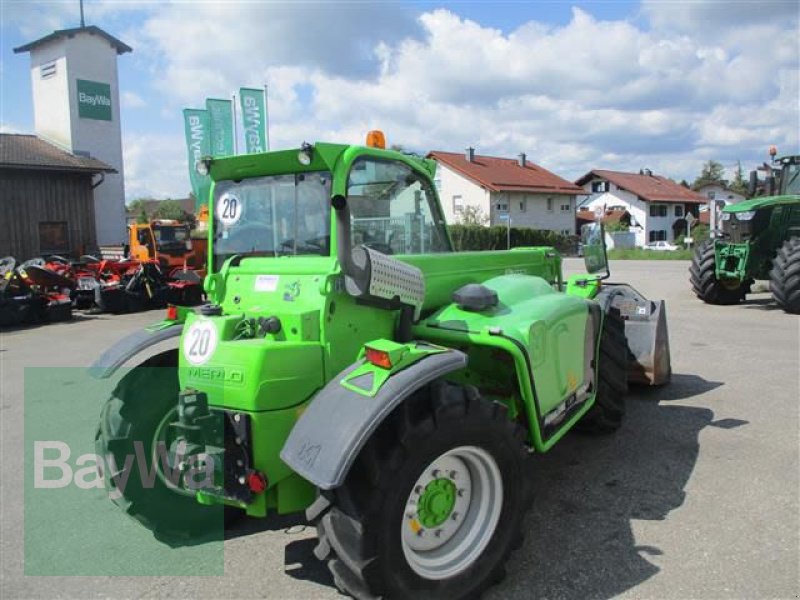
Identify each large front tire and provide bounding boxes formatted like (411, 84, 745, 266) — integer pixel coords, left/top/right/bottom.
(769, 237, 800, 314)
(689, 240, 746, 305)
(309, 382, 531, 599)
(576, 308, 629, 433)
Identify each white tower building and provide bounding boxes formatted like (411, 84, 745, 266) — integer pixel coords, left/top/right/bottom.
(15, 25, 131, 245)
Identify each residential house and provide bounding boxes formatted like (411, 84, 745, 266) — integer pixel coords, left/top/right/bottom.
(694, 182, 746, 205)
(575, 169, 706, 246)
(428, 148, 583, 235)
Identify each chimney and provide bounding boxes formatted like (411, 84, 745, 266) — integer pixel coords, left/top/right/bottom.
(517, 152, 526, 167)
(466, 147, 475, 162)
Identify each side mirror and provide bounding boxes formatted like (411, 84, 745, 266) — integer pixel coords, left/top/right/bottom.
(748, 171, 758, 197)
(581, 222, 610, 279)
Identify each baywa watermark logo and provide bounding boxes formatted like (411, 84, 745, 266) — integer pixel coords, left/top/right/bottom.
(24, 367, 225, 576)
(34, 439, 215, 498)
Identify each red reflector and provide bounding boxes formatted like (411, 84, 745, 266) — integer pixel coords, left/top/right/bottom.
(365, 347, 392, 369)
(247, 471, 267, 494)
(166, 305, 178, 320)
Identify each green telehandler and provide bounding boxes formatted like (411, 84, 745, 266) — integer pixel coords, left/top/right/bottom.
(690, 151, 800, 313)
(92, 134, 671, 599)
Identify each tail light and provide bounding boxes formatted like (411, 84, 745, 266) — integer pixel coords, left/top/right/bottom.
(166, 305, 178, 320)
(365, 347, 393, 369)
(247, 471, 267, 493)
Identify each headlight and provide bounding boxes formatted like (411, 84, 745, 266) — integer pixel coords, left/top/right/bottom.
(721, 213, 731, 221)
(735, 211, 756, 221)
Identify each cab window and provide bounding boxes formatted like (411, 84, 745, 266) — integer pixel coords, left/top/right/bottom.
(346, 157, 451, 255)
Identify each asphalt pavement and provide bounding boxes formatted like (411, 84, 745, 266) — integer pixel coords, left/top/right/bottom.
(1, 259, 798, 599)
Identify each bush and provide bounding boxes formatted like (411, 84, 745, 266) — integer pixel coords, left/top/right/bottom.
(448, 225, 576, 254)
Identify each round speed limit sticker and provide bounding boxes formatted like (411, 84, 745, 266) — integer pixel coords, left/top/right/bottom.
(183, 320, 219, 365)
(216, 192, 241, 227)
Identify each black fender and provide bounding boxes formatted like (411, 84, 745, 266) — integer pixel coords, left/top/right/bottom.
(89, 324, 183, 379)
(280, 350, 467, 490)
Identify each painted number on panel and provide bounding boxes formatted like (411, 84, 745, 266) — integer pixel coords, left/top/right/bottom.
(183, 320, 218, 365)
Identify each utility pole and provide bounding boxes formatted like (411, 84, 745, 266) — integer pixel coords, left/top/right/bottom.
(79, 0, 85, 27)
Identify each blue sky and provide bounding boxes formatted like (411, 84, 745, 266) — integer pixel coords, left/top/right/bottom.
(1, 0, 798, 201)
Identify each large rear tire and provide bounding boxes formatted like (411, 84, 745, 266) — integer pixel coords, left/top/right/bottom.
(576, 308, 629, 433)
(308, 382, 532, 599)
(769, 237, 800, 314)
(689, 241, 746, 305)
(95, 351, 228, 543)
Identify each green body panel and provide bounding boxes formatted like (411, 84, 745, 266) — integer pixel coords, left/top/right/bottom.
(723, 194, 800, 213)
(414, 274, 594, 452)
(340, 339, 448, 397)
(163, 141, 598, 513)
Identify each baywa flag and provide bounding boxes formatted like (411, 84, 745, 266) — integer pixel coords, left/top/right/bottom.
(183, 108, 212, 208)
(206, 98, 234, 157)
(239, 87, 268, 154)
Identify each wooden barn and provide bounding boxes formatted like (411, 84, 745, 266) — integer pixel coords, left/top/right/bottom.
(0, 133, 115, 260)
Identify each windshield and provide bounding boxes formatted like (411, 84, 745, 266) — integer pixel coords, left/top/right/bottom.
(212, 171, 331, 268)
(780, 162, 800, 195)
(153, 226, 188, 244)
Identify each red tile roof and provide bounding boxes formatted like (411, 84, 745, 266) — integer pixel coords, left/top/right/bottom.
(575, 169, 706, 204)
(429, 151, 583, 195)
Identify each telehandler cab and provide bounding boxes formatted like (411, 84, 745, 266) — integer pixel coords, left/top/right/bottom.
(690, 149, 800, 313)
(93, 134, 671, 599)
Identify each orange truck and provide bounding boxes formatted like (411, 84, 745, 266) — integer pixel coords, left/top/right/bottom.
(101, 220, 207, 275)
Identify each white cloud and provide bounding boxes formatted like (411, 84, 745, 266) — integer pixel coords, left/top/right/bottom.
(122, 131, 188, 200)
(20, 1, 793, 197)
(121, 91, 145, 109)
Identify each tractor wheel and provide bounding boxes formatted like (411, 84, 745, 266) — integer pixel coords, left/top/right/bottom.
(576, 307, 629, 433)
(308, 382, 531, 599)
(769, 237, 800, 314)
(95, 350, 230, 543)
(689, 240, 746, 305)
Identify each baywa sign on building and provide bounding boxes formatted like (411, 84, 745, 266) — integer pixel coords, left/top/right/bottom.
(77, 79, 112, 121)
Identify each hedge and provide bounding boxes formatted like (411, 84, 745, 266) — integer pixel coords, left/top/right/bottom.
(448, 225, 576, 254)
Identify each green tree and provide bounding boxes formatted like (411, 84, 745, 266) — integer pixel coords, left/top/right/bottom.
(693, 160, 725, 188)
(729, 160, 748, 196)
(460, 205, 489, 226)
(137, 207, 148, 224)
(153, 199, 189, 222)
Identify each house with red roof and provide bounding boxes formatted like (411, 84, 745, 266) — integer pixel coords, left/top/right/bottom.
(574, 169, 706, 247)
(428, 148, 583, 235)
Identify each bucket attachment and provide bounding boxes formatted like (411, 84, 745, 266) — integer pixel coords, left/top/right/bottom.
(600, 284, 672, 386)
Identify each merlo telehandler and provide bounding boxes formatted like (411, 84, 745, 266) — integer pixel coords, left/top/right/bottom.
(93, 134, 671, 599)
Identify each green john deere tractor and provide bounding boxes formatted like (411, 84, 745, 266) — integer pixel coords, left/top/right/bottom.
(690, 153, 800, 313)
(93, 135, 671, 598)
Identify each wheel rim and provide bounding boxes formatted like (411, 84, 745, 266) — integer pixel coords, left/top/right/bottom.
(151, 407, 194, 496)
(400, 445, 503, 580)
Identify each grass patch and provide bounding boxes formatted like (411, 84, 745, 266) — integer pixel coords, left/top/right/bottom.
(607, 247, 693, 260)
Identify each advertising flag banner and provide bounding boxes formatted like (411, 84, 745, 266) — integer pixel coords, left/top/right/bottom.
(206, 98, 234, 157)
(239, 87, 268, 154)
(183, 108, 212, 208)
